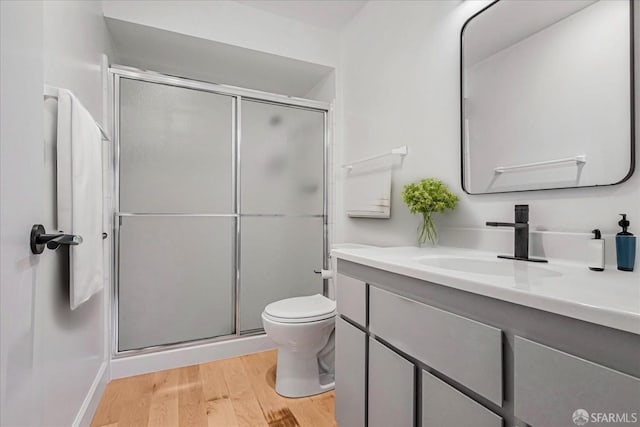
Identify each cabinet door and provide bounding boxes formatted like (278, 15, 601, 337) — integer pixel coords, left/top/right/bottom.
(422, 370, 502, 427)
(369, 338, 415, 427)
(335, 317, 366, 427)
(514, 336, 640, 427)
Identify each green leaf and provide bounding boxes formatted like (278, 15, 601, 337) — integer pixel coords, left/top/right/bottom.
(401, 178, 459, 244)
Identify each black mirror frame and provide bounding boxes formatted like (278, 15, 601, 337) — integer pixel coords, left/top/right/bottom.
(459, 0, 636, 195)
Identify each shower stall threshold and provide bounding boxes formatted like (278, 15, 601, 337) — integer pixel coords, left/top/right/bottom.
(111, 334, 274, 379)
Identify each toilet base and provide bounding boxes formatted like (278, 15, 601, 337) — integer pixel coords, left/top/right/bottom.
(274, 348, 335, 398)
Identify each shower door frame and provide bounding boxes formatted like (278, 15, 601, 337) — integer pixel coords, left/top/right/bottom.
(110, 66, 331, 357)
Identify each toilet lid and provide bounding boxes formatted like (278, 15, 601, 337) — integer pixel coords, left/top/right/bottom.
(264, 294, 336, 323)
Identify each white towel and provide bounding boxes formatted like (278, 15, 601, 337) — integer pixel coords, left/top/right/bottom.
(57, 89, 104, 310)
(345, 163, 392, 218)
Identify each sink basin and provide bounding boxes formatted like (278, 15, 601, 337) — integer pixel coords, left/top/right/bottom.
(415, 256, 562, 279)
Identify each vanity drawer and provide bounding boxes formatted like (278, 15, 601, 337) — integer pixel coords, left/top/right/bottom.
(336, 273, 367, 327)
(422, 370, 502, 427)
(369, 286, 502, 406)
(514, 336, 640, 427)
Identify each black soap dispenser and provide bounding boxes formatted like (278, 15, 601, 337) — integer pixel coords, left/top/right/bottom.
(616, 214, 636, 272)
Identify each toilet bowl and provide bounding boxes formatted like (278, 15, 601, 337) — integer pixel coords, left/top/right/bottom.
(262, 294, 336, 398)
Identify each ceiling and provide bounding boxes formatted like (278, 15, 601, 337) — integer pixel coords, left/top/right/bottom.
(236, 0, 367, 30)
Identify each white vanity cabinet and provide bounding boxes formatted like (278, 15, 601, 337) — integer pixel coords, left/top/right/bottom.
(335, 273, 502, 427)
(334, 259, 640, 427)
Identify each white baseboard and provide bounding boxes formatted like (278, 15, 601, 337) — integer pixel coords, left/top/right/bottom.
(74, 360, 109, 427)
(111, 334, 275, 379)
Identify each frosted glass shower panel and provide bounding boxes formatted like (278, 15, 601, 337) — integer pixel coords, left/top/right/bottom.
(119, 78, 234, 213)
(240, 216, 324, 331)
(118, 216, 235, 351)
(241, 101, 324, 215)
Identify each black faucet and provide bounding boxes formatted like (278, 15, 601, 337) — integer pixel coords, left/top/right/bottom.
(486, 205, 547, 263)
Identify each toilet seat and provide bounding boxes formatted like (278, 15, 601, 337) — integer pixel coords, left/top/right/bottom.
(263, 294, 336, 324)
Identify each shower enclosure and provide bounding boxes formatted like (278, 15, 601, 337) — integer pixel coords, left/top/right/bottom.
(111, 67, 328, 355)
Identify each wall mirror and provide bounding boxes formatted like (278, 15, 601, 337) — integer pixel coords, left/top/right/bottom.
(461, 0, 634, 194)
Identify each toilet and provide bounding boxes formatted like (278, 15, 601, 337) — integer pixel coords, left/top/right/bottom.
(262, 294, 336, 398)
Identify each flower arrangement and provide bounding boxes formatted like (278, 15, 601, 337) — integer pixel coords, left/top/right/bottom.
(401, 178, 459, 245)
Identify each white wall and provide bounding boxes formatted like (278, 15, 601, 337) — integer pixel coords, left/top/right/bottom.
(337, 0, 639, 257)
(44, 1, 114, 124)
(39, 1, 114, 425)
(306, 70, 336, 103)
(1, 1, 112, 425)
(102, 0, 339, 68)
(0, 2, 44, 426)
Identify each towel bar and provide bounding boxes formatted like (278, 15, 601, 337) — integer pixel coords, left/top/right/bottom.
(342, 145, 408, 170)
(494, 155, 586, 174)
(43, 84, 110, 141)
(30, 224, 83, 254)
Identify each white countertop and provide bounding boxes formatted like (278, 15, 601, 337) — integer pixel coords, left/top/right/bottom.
(331, 245, 640, 335)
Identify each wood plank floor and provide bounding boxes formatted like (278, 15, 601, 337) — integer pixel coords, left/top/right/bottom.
(91, 350, 337, 427)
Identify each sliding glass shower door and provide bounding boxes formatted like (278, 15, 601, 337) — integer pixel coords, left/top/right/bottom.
(114, 70, 327, 353)
(117, 78, 236, 351)
(239, 101, 325, 332)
